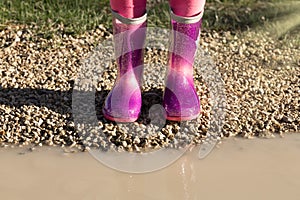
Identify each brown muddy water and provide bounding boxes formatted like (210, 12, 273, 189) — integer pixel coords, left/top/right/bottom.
(1, 134, 300, 200)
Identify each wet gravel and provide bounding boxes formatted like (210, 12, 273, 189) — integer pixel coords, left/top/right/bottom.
(0, 23, 299, 152)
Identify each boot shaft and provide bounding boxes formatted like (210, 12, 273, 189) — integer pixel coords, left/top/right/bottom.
(168, 11, 203, 75)
(112, 11, 147, 78)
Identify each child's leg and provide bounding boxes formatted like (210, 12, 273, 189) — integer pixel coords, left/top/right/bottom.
(169, 0, 206, 17)
(110, 0, 147, 18)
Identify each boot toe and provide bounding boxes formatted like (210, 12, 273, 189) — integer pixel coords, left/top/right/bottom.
(103, 86, 141, 122)
(163, 83, 200, 121)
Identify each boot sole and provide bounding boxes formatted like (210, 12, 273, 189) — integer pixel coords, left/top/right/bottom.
(103, 112, 139, 123)
(166, 113, 200, 121)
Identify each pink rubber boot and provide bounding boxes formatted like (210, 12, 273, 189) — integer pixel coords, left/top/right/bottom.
(163, 11, 204, 121)
(103, 11, 147, 122)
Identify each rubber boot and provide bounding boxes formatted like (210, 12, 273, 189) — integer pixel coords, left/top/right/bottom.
(103, 11, 147, 122)
(163, 11, 203, 121)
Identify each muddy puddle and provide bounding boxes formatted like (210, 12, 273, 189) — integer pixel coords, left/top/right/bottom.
(1, 134, 300, 200)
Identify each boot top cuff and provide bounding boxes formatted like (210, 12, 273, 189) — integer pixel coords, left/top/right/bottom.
(111, 10, 147, 25)
(170, 10, 203, 24)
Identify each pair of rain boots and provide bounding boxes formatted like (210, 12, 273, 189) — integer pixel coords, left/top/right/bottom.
(103, 10, 203, 122)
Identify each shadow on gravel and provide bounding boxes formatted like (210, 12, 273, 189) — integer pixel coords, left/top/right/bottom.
(95, 89, 109, 120)
(203, 1, 300, 33)
(0, 86, 72, 115)
(0, 86, 166, 125)
(150, 1, 300, 34)
(139, 88, 164, 125)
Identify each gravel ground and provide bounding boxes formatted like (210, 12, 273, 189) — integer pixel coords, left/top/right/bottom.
(0, 23, 299, 152)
